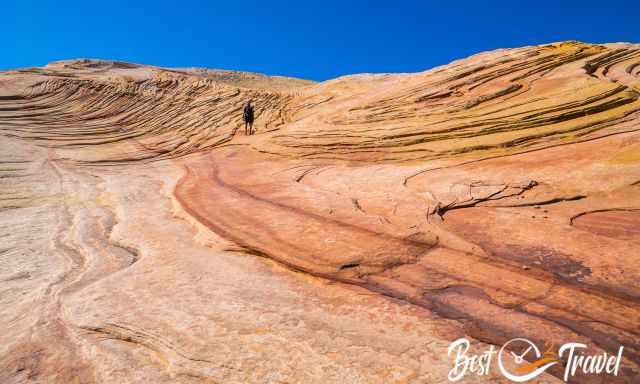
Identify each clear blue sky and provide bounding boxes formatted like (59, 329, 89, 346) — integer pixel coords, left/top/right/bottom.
(3, 1, 639, 81)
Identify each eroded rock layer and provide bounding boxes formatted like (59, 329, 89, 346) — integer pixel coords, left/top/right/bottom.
(1, 42, 639, 383)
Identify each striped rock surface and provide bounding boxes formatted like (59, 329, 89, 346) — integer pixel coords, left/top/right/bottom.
(0, 41, 639, 383)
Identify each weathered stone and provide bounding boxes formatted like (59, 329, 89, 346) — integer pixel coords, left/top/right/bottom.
(1, 42, 639, 383)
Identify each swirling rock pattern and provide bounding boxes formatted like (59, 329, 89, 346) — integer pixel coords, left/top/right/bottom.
(0, 41, 639, 383)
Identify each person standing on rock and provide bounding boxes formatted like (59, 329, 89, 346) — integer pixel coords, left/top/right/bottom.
(243, 101, 255, 135)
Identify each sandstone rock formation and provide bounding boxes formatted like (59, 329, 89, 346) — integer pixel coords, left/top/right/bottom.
(0, 41, 639, 383)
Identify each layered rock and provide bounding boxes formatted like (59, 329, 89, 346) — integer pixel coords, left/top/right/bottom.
(1, 41, 639, 383)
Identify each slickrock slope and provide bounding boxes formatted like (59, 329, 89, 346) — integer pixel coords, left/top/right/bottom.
(1, 41, 639, 383)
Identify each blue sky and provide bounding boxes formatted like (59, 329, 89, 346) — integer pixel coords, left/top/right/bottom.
(3, 1, 639, 81)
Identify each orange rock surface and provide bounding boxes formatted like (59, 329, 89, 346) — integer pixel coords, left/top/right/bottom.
(0, 42, 639, 383)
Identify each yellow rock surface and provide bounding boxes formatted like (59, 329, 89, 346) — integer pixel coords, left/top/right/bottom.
(1, 42, 639, 383)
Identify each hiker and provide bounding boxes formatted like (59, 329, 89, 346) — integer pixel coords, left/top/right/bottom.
(243, 101, 255, 135)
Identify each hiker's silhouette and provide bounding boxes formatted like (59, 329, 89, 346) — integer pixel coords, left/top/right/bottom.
(243, 101, 254, 135)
